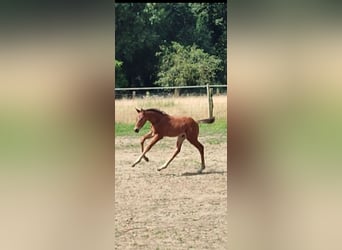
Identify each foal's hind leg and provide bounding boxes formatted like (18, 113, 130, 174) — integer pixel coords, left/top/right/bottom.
(141, 131, 153, 162)
(187, 136, 205, 173)
(157, 134, 186, 171)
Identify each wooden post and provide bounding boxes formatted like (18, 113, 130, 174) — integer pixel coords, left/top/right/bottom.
(132, 91, 136, 99)
(207, 84, 214, 119)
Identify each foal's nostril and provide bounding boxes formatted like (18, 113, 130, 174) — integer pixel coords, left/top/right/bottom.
(134, 128, 139, 133)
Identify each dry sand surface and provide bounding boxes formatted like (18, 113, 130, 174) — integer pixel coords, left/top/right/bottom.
(115, 134, 227, 249)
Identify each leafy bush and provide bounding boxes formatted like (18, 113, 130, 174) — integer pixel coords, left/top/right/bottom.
(155, 42, 222, 87)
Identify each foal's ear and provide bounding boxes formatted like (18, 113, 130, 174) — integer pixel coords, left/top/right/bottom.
(135, 107, 141, 113)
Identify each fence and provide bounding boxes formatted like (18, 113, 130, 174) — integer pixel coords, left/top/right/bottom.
(114, 84, 227, 99)
(114, 84, 227, 120)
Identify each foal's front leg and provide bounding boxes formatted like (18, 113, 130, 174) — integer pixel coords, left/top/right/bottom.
(132, 134, 162, 168)
(140, 131, 153, 162)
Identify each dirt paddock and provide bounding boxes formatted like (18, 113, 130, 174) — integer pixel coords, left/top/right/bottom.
(115, 133, 227, 249)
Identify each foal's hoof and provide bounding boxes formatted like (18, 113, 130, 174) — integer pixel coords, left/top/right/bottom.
(197, 167, 205, 174)
(157, 165, 167, 171)
(143, 156, 149, 162)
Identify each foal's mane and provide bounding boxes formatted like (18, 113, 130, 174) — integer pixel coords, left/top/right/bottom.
(145, 108, 168, 116)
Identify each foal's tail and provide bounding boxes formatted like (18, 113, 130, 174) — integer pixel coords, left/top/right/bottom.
(197, 117, 215, 124)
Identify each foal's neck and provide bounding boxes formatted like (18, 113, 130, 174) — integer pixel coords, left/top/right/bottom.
(146, 111, 165, 125)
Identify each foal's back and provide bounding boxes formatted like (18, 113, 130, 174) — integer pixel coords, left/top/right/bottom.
(153, 114, 199, 138)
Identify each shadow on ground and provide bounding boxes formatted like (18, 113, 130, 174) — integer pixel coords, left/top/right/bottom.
(163, 170, 226, 177)
(181, 170, 226, 176)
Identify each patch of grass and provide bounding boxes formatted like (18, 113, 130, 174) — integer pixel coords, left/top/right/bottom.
(115, 119, 227, 137)
(198, 118, 227, 136)
(115, 122, 151, 136)
(207, 137, 223, 145)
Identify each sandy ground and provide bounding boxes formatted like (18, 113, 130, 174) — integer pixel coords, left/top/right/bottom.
(115, 134, 227, 249)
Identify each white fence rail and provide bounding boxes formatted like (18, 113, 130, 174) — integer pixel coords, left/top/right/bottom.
(114, 84, 227, 119)
(114, 84, 227, 99)
(115, 84, 227, 91)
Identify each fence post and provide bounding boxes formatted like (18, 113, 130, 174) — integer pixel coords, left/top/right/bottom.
(206, 84, 214, 119)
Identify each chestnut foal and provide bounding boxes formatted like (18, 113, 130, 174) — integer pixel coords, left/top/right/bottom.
(132, 108, 214, 173)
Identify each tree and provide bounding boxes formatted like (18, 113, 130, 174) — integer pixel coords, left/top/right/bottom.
(155, 42, 222, 87)
(115, 59, 128, 88)
(115, 3, 227, 87)
(190, 3, 227, 83)
(115, 3, 160, 87)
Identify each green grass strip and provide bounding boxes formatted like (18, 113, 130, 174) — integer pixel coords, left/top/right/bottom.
(115, 118, 227, 137)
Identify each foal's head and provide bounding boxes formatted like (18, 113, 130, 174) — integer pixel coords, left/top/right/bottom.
(134, 108, 147, 133)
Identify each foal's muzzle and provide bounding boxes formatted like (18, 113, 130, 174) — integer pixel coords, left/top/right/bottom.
(134, 128, 139, 133)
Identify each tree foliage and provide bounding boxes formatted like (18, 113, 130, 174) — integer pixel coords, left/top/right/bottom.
(155, 42, 221, 87)
(115, 3, 227, 88)
(115, 59, 128, 88)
